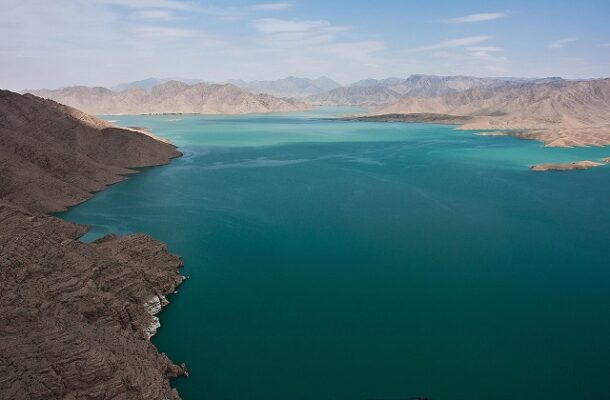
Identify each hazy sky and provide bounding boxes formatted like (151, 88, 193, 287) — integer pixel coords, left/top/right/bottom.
(1, 0, 609, 90)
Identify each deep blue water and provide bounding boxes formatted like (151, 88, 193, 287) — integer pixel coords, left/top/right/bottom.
(59, 110, 610, 399)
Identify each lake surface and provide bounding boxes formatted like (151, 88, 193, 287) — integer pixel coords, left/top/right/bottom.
(59, 109, 610, 400)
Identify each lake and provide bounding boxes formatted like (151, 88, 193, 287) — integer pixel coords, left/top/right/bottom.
(59, 109, 610, 399)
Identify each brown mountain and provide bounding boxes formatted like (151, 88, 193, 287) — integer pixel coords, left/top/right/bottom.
(0, 90, 180, 212)
(28, 80, 311, 115)
(374, 78, 610, 147)
(0, 90, 186, 399)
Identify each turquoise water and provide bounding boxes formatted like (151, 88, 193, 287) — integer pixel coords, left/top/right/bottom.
(59, 109, 610, 399)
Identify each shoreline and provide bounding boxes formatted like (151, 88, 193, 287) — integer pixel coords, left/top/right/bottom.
(51, 137, 188, 384)
(336, 112, 472, 125)
(340, 113, 610, 148)
(52, 151, 183, 214)
(98, 107, 316, 117)
(337, 113, 610, 170)
(0, 89, 188, 399)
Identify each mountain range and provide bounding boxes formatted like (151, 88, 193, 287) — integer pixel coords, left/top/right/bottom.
(373, 78, 610, 147)
(112, 74, 525, 106)
(111, 77, 205, 91)
(24, 76, 610, 147)
(29, 75, 531, 114)
(306, 75, 526, 106)
(227, 76, 341, 98)
(29, 81, 310, 115)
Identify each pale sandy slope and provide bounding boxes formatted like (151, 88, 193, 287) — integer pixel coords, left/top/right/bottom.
(374, 78, 610, 147)
(29, 80, 311, 115)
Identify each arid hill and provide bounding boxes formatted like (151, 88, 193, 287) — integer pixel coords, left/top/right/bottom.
(0, 90, 186, 399)
(28, 80, 311, 115)
(0, 90, 180, 212)
(374, 78, 610, 147)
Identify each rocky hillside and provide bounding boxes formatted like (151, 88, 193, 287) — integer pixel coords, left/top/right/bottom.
(0, 90, 181, 212)
(307, 74, 518, 106)
(0, 90, 186, 399)
(29, 80, 311, 115)
(374, 78, 610, 147)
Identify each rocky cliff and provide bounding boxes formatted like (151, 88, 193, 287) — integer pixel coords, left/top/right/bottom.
(0, 90, 187, 399)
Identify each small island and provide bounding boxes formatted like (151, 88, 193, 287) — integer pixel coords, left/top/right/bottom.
(339, 113, 472, 124)
(529, 160, 605, 171)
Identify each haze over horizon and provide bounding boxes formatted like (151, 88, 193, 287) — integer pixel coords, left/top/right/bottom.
(1, 0, 609, 91)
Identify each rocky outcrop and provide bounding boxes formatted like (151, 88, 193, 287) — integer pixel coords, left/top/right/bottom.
(0, 201, 186, 400)
(372, 78, 610, 147)
(0, 90, 187, 399)
(28, 80, 312, 115)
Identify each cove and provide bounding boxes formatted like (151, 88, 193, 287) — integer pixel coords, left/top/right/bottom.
(58, 109, 610, 400)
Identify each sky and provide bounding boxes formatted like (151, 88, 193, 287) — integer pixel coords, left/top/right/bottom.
(0, 0, 609, 90)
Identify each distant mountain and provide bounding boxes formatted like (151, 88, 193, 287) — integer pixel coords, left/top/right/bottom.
(373, 78, 610, 147)
(348, 77, 404, 87)
(28, 81, 311, 115)
(306, 86, 405, 107)
(311, 76, 343, 92)
(228, 76, 341, 98)
(307, 74, 522, 106)
(112, 77, 205, 92)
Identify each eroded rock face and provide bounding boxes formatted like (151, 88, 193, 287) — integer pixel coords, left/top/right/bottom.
(0, 202, 186, 400)
(0, 90, 187, 399)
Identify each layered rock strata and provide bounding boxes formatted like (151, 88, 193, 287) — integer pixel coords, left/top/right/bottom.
(0, 90, 186, 399)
